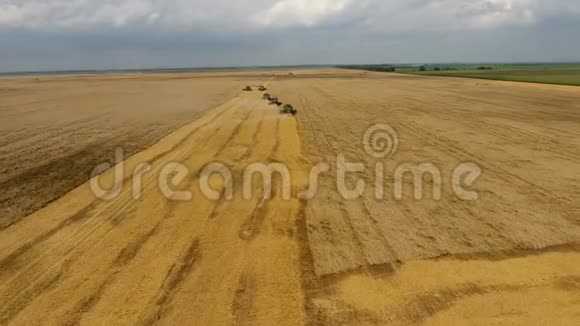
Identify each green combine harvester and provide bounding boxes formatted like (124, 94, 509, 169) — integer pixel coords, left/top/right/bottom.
(262, 93, 271, 100)
(281, 104, 297, 115)
(258, 85, 267, 91)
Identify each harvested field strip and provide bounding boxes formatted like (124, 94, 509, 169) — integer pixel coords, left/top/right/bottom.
(0, 73, 264, 228)
(0, 89, 310, 325)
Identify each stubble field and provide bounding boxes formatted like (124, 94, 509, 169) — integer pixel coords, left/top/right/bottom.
(0, 69, 579, 325)
(0, 72, 266, 228)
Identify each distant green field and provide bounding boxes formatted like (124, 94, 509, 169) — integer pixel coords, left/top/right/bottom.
(398, 64, 580, 86)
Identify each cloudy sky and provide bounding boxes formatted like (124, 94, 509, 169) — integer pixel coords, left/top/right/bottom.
(1, 0, 579, 72)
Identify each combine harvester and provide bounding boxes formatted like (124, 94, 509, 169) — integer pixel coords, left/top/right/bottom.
(281, 104, 297, 116)
(269, 97, 283, 106)
(260, 90, 297, 115)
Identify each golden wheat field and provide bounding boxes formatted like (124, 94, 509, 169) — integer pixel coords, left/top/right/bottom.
(0, 69, 579, 325)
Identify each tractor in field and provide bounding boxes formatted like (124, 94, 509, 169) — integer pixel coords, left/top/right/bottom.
(258, 85, 267, 91)
(269, 97, 282, 106)
(262, 93, 271, 100)
(243, 86, 253, 91)
(281, 104, 297, 115)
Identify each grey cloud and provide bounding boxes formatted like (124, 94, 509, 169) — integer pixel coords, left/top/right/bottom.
(4, 0, 578, 30)
(1, 0, 580, 72)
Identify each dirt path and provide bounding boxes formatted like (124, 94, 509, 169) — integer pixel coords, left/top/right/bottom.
(0, 90, 309, 325)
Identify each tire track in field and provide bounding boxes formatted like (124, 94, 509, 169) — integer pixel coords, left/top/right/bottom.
(139, 239, 201, 326)
(231, 273, 257, 326)
(214, 104, 254, 158)
(207, 105, 269, 223)
(239, 117, 264, 162)
(237, 117, 280, 242)
(0, 262, 67, 324)
(146, 97, 242, 167)
(0, 202, 97, 273)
